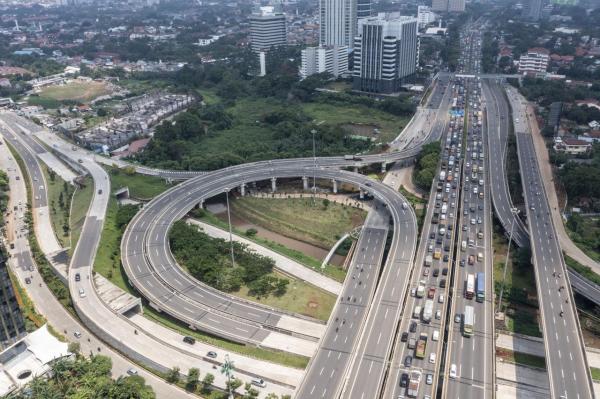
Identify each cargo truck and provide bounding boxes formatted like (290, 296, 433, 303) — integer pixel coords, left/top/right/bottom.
(423, 300, 433, 323)
(415, 333, 428, 359)
(407, 370, 422, 398)
(407, 370, 422, 397)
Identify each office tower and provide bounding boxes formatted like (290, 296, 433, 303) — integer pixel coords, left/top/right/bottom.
(432, 0, 449, 12)
(249, 6, 287, 53)
(527, 0, 543, 20)
(352, 14, 419, 93)
(448, 0, 466, 12)
(300, 45, 349, 78)
(319, 0, 357, 48)
(417, 5, 437, 28)
(357, 0, 371, 18)
(0, 254, 26, 350)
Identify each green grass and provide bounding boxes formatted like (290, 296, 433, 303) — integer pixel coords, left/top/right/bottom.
(43, 166, 74, 247)
(197, 210, 347, 283)
(565, 216, 600, 263)
(69, 176, 94, 255)
(143, 307, 309, 369)
(230, 196, 366, 249)
(496, 348, 546, 369)
(196, 89, 220, 105)
(301, 101, 409, 144)
(94, 196, 128, 290)
(591, 367, 600, 381)
(108, 168, 173, 199)
(37, 81, 112, 102)
(10, 270, 46, 332)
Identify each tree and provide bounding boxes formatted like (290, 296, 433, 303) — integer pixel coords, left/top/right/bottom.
(201, 373, 214, 393)
(166, 366, 180, 383)
(186, 368, 200, 392)
(68, 342, 80, 354)
(243, 382, 260, 398)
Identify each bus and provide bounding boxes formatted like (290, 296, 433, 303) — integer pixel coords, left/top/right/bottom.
(465, 274, 475, 299)
(463, 305, 474, 337)
(476, 272, 485, 302)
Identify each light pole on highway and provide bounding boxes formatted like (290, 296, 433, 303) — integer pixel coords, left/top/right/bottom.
(224, 188, 235, 268)
(221, 354, 235, 399)
(497, 207, 519, 316)
(311, 129, 317, 206)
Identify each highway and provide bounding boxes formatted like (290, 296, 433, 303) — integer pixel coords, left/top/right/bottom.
(482, 81, 600, 305)
(509, 87, 594, 399)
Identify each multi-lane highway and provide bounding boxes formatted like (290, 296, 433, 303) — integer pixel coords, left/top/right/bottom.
(509, 87, 594, 399)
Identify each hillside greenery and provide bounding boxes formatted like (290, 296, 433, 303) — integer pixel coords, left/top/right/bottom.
(413, 141, 441, 191)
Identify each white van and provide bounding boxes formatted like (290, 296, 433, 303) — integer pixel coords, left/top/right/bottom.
(413, 306, 422, 319)
(251, 378, 266, 388)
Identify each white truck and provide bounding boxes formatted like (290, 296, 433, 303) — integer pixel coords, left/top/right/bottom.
(407, 370, 422, 397)
(423, 299, 434, 323)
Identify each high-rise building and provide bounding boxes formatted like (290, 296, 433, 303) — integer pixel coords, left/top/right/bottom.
(319, 0, 357, 48)
(300, 45, 349, 78)
(448, 0, 466, 12)
(352, 14, 419, 93)
(0, 254, 26, 350)
(432, 0, 449, 12)
(357, 0, 371, 18)
(249, 6, 287, 53)
(417, 6, 437, 28)
(527, 0, 543, 20)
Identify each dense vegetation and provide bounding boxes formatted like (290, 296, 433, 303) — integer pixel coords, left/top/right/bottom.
(0, 170, 9, 224)
(413, 141, 441, 191)
(6, 355, 155, 399)
(556, 144, 600, 211)
(520, 77, 600, 105)
(481, 32, 499, 73)
(169, 221, 289, 298)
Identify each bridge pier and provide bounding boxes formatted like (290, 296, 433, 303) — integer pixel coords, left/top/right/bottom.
(381, 162, 387, 173)
(353, 166, 358, 174)
(302, 176, 309, 190)
(240, 183, 246, 196)
(332, 179, 338, 194)
(359, 189, 364, 200)
(271, 177, 277, 193)
(196, 199, 204, 209)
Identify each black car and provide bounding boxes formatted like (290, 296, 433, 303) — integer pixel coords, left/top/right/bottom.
(444, 244, 450, 252)
(436, 237, 443, 245)
(401, 332, 409, 342)
(400, 373, 409, 388)
(430, 232, 436, 239)
(443, 254, 449, 262)
(460, 259, 466, 267)
(404, 356, 413, 367)
(433, 268, 440, 277)
(75, 273, 81, 282)
(440, 279, 447, 288)
(409, 321, 417, 333)
(442, 268, 449, 276)
(183, 336, 196, 345)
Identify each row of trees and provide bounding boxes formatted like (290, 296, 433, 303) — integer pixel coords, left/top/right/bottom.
(169, 221, 289, 298)
(413, 141, 441, 191)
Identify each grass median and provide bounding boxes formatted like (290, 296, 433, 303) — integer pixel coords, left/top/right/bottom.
(42, 166, 74, 247)
(69, 176, 93, 255)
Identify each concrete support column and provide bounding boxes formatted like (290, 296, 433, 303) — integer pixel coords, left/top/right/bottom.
(359, 189, 364, 200)
(353, 166, 359, 174)
(332, 179, 338, 194)
(381, 162, 387, 173)
(196, 199, 204, 209)
(271, 177, 277, 193)
(302, 176, 309, 190)
(240, 183, 246, 196)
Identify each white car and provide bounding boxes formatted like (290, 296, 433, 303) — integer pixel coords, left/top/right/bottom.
(438, 294, 445, 303)
(432, 330, 440, 341)
(449, 364, 458, 379)
(429, 352, 436, 364)
(78, 288, 86, 298)
(435, 310, 441, 320)
(127, 368, 138, 376)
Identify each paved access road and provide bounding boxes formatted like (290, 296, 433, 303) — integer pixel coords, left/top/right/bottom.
(508, 87, 594, 399)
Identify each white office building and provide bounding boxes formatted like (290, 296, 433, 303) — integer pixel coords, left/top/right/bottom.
(518, 47, 550, 75)
(352, 14, 419, 93)
(249, 6, 287, 53)
(417, 6, 437, 28)
(432, 0, 448, 12)
(319, 0, 357, 48)
(300, 45, 349, 78)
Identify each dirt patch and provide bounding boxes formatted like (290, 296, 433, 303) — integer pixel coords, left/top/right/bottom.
(342, 123, 381, 137)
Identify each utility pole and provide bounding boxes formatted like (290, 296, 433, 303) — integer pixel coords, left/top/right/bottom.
(497, 207, 519, 315)
(225, 188, 235, 268)
(311, 129, 317, 206)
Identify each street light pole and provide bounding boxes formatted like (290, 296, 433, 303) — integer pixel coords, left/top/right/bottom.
(311, 129, 317, 206)
(225, 188, 235, 268)
(221, 354, 235, 399)
(497, 207, 518, 315)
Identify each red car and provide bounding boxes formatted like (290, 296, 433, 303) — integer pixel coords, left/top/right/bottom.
(428, 287, 436, 299)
